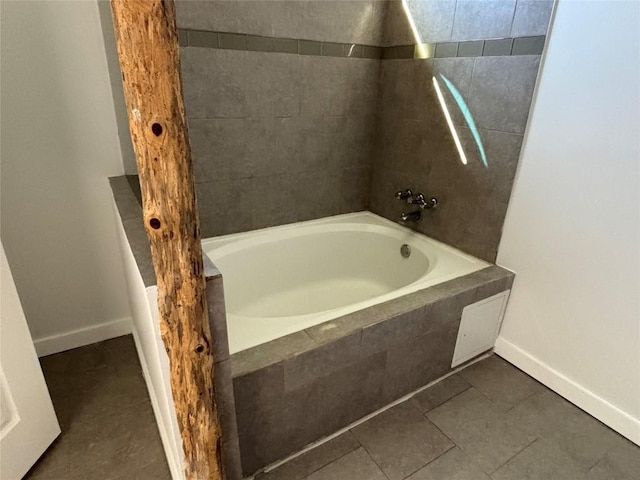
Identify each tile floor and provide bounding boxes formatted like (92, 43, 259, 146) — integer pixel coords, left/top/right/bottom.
(25, 336, 170, 480)
(25, 336, 640, 480)
(258, 355, 640, 480)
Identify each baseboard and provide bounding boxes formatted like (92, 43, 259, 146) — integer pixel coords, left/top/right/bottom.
(34, 317, 132, 357)
(494, 336, 640, 446)
(130, 330, 183, 480)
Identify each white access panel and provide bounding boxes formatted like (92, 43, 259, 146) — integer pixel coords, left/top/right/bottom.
(452, 290, 511, 368)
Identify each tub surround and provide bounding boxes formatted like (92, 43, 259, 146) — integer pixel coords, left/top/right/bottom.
(177, 0, 381, 238)
(109, 176, 242, 480)
(370, 1, 551, 262)
(172, 0, 553, 263)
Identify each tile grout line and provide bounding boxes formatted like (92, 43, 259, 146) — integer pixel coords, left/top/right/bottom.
(258, 351, 494, 475)
(399, 443, 457, 480)
(294, 443, 363, 480)
(488, 436, 539, 476)
(350, 443, 391, 480)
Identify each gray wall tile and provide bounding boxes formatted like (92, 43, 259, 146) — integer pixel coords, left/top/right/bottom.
(183, 50, 379, 237)
(435, 42, 458, 58)
(452, 1, 517, 41)
(206, 275, 230, 361)
(247, 35, 274, 52)
(178, 28, 189, 47)
(321, 42, 345, 57)
(316, 352, 387, 435)
(236, 382, 320, 474)
(512, 35, 546, 55)
(384, 0, 457, 45)
(181, 48, 300, 119)
(383, 321, 459, 401)
(467, 55, 541, 133)
(371, 55, 540, 261)
(299, 40, 322, 56)
(176, 0, 383, 46)
(273, 37, 298, 54)
(284, 332, 362, 391)
(218, 32, 247, 50)
(511, 0, 554, 37)
(233, 363, 284, 415)
(231, 331, 316, 377)
(483, 38, 514, 56)
(457, 40, 484, 57)
(187, 29, 218, 48)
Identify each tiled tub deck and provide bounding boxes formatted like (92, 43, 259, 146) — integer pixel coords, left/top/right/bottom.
(110, 175, 514, 477)
(231, 266, 513, 475)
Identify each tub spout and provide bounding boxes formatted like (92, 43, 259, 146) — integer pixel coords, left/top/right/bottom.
(401, 211, 421, 223)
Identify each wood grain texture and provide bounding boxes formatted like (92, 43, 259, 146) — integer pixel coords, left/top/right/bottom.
(109, 1, 224, 478)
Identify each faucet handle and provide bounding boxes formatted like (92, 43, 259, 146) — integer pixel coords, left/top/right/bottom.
(395, 189, 412, 200)
(410, 193, 439, 209)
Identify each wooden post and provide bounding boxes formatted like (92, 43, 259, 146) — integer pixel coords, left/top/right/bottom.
(109, 1, 223, 479)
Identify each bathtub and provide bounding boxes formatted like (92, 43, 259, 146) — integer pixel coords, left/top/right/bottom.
(202, 211, 488, 353)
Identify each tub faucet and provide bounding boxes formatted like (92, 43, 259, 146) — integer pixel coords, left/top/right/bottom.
(395, 189, 413, 200)
(401, 211, 422, 223)
(409, 193, 439, 210)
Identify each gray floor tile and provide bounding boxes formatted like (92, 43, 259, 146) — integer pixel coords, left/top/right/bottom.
(24, 465, 69, 480)
(491, 438, 586, 480)
(27, 336, 170, 480)
(427, 388, 536, 474)
(458, 355, 543, 411)
(507, 390, 627, 470)
(67, 399, 165, 479)
(352, 402, 454, 480)
(586, 438, 640, 480)
(406, 447, 490, 480)
(303, 447, 387, 480)
(256, 432, 361, 480)
(22, 436, 70, 479)
(114, 459, 173, 480)
(412, 374, 471, 413)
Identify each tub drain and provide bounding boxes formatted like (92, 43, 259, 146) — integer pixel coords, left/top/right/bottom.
(400, 244, 411, 258)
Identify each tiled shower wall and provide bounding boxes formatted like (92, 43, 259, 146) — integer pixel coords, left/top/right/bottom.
(176, 0, 553, 260)
(370, 0, 554, 262)
(176, 1, 384, 237)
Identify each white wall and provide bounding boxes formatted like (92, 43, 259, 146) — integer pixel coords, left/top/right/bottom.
(96, 0, 138, 175)
(496, 0, 640, 444)
(0, 1, 132, 355)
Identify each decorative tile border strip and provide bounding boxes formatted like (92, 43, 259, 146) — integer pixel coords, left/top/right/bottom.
(178, 29, 383, 59)
(401, 35, 547, 59)
(178, 28, 545, 60)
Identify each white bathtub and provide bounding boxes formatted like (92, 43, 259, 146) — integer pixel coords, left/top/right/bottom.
(202, 211, 488, 353)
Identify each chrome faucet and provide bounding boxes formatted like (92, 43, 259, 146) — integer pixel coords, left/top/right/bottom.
(396, 188, 438, 224)
(408, 193, 438, 210)
(401, 211, 422, 223)
(395, 189, 413, 200)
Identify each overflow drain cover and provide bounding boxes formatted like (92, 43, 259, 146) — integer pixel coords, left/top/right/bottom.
(400, 244, 411, 258)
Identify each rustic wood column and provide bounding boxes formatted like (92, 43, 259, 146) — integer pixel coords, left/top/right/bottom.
(109, 1, 223, 479)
